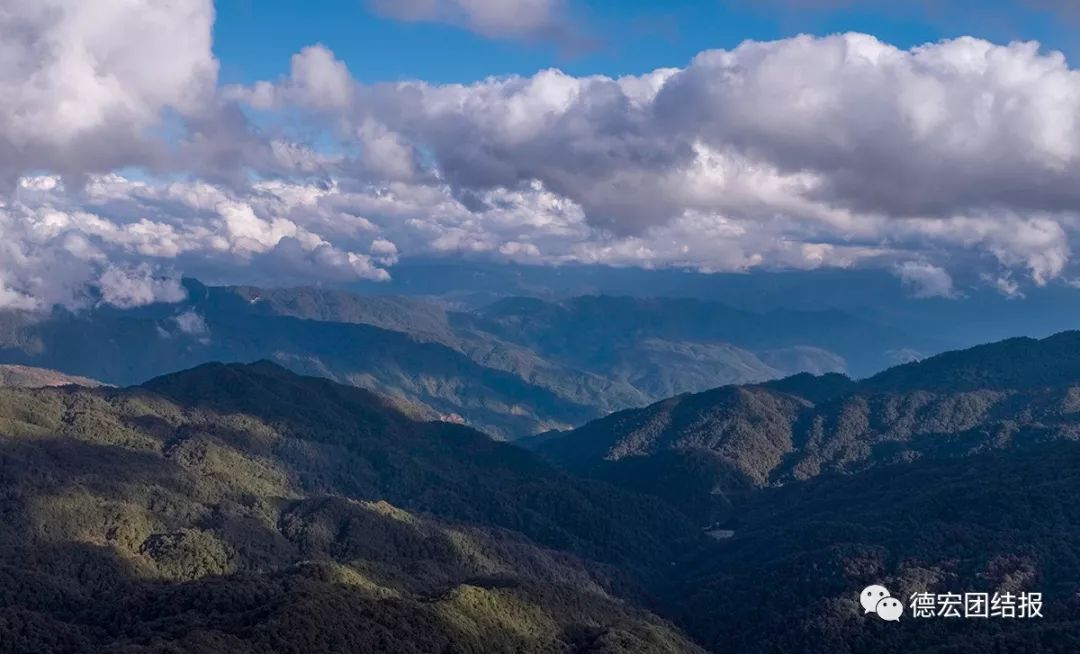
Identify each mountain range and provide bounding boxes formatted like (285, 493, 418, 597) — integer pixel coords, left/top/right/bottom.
(0, 361, 703, 653)
(537, 331, 1080, 520)
(6, 329, 1080, 650)
(350, 260, 1080, 348)
(0, 280, 939, 440)
(532, 331, 1080, 651)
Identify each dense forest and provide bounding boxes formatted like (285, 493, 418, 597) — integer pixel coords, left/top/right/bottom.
(8, 333, 1080, 651)
(0, 362, 702, 652)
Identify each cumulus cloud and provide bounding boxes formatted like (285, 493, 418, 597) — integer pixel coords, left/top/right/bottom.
(7, 7, 1080, 309)
(222, 34, 1076, 290)
(984, 272, 1026, 299)
(347, 34, 1080, 236)
(0, 174, 396, 310)
(370, 238, 400, 265)
(894, 261, 958, 299)
(0, 0, 218, 180)
(233, 44, 354, 112)
(258, 28, 1080, 295)
(97, 265, 187, 309)
(173, 309, 210, 337)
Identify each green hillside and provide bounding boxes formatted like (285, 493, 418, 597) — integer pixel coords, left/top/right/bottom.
(0, 362, 702, 653)
(538, 330, 1080, 522)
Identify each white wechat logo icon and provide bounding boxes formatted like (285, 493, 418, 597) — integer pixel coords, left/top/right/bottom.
(876, 597, 903, 622)
(860, 585, 903, 621)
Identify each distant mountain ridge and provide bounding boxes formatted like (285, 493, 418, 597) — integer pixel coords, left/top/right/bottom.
(537, 330, 1080, 522)
(0, 280, 933, 439)
(462, 294, 929, 378)
(861, 331, 1080, 392)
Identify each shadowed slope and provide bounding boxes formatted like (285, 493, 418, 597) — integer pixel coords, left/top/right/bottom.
(0, 362, 704, 652)
(538, 331, 1080, 522)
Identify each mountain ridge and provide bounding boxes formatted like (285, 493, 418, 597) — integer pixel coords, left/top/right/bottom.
(0, 364, 105, 388)
(537, 329, 1080, 523)
(0, 280, 931, 440)
(5, 337, 1080, 650)
(0, 361, 705, 652)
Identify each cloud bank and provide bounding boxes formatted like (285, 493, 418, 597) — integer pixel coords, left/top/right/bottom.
(0, 0, 217, 180)
(2, 2, 1079, 309)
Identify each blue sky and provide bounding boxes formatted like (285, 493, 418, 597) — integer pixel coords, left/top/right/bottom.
(214, 0, 1077, 85)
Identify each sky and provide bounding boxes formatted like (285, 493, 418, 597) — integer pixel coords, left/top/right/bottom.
(2, 0, 1080, 310)
(211, 1, 1080, 84)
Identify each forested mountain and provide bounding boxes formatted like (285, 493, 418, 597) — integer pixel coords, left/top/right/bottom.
(528, 332, 1080, 652)
(0, 280, 932, 440)
(12, 0, 1080, 651)
(665, 441, 1080, 653)
(0, 362, 703, 653)
(6, 342, 1080, 651)
(537, 331, 1080, 521)
(462, 295, 920, 379)
(0, 284, 600, 440)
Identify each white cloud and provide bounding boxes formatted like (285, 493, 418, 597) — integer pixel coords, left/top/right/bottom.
(984, 272, 1025, 299)
(356, 119, 417, 180)
(287, 44, 354, 110)
(300, 34, 1080, 289)
(0, 174, 397, 311)
(231, 44, 353, 112)
(894, 261, 958, 299)
(370, 238, 400, 265)
(499, 241, 541, 258)
(0, 0, 217, 178)
(173, 309, 210, 337)
(7, 10, 1080, 307)
(97, 265, 187, 309)
(340, 34, 1080, 240)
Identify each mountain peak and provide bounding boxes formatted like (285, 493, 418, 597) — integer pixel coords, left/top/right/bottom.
(862, 330, 1080, 392)
(142, 360, 414, 441)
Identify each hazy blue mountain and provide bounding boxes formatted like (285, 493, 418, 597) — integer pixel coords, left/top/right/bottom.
(461, 294, 934, 378)
(226, 284, 462, 345)
(355, 259, 1080, 355)
(0, 280, 928, 440)
(0, 288, 598, 440)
